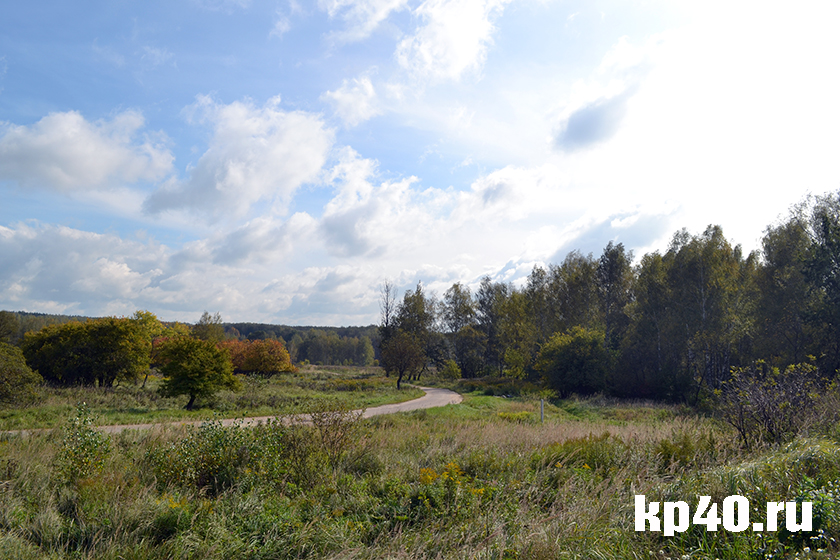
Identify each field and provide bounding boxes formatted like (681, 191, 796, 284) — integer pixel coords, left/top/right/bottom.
(2, 369, 840, 559)
(0, 366, 423, 431)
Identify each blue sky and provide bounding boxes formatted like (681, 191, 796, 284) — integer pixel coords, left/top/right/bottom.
(1, 0, 839, 325)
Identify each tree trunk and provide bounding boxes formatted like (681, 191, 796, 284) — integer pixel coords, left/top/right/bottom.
(186, 394, 196, 410)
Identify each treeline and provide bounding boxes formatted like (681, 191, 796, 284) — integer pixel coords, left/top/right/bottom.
(225, 324, 377, 367)
(4, 311, 295, 390)
(379, 193, 840, 401)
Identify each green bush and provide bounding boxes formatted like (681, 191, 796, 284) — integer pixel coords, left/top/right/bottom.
(145, 420, 250, 495)
(55, 403, 111, 484)
(0, 342, 41, 405)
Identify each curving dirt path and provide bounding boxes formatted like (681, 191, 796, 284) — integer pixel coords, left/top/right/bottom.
(6, 387, 463, 437)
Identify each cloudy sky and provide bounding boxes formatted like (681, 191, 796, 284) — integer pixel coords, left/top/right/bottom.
(1, 1, 839, 325)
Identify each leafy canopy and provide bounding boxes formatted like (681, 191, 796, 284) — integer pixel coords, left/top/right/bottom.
(157, 336, 240, 410)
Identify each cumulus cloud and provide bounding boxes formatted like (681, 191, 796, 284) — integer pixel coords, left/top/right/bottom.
(211, 212, 317, 265)
(396, 0, 511, 82)
(318, 147, 444, 258)
(0, 110, 173, 191)
(0, 223, 167, 316)
(319, 0, 408, 42)
(143, 95, 333, 220)
(321, 76, 382, 126)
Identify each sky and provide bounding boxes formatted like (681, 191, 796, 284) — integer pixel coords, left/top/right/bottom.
(1, 1, 839, 326)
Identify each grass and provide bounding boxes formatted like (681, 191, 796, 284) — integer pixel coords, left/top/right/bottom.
(2, 373, 840, 559)
(0, 366, 423, 430)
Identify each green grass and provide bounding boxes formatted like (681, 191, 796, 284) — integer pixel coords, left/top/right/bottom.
(2, 379, 840, 559)
(0, 366, 423, 430)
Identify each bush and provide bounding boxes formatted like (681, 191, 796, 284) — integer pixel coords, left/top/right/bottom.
(718, 362, 818, 448)
(145, 420, 250, 495)
(55, 403, 111, 484)
(439, 360, 462, 379)
(0, 342, 41, 405)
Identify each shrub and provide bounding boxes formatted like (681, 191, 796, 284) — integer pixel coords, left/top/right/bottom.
(0, 342, 41, 405)
(309, 399, 364, 469)
(439, 360, 461, 379)
(146, 420, 250, 495)
(55, 403, 111, 484)
(718, 362, 818, 448)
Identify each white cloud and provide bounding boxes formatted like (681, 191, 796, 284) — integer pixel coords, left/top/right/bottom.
(270, 14, 292, 38)
(143, 95, 334, 221)
(0, 110, 173, 191)
(321, 75, 382, 126)
(396, 0, 511, 82)
(319, 0, 408, 42)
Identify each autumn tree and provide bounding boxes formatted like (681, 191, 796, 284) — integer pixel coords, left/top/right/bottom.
(157, 336, 240, 409)
(219, 339, 296, 375)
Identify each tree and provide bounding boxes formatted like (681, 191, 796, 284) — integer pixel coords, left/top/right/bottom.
(21, 316, 150, 386)
(219, 339, 296, 375)
(597, 241, 633, 351)
(193, 311, 225, 343)
(378, 281, 399, 375)
(536, 326, 610, 397)
(0, 342, 42, 405)
(380, 331, 424, 389)
(476, 277, 508, 375)
(394, 282, 443, 378)
(157, 336, 240, 410)
(442, 283, 481, 377)
(548, 251, 601, 333)
(804, 193, 840, 372)
(754, 211, 816, 367)
(0, 311, 20, 345)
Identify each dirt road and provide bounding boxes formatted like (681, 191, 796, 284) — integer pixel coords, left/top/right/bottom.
(6, 386, 463, 436)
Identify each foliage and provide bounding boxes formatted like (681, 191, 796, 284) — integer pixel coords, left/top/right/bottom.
(718, 362, 819, 448)
(192, 311, 225, 342)
(0, 341, 42, 405)
(219, 338, 296, 375)
(0, 310, 20, 344)
(157, 336, 240, 409)
(380, 330, 424, 389)
(439, 359, 461, 379)
(145, 420, 252, 495)
(55, 402, 111, 484)
(21, 316, 152, 386)
(536, 326, 611, 397)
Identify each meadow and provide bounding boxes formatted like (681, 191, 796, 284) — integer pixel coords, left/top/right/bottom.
(2, 369, 840, 559)
(0, 366, 423, 431)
